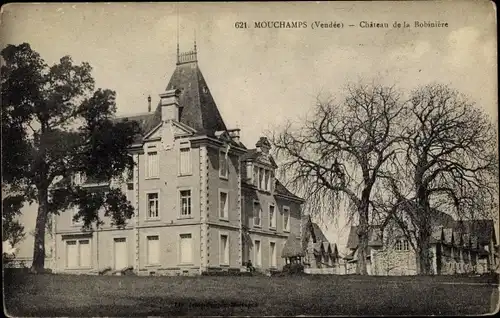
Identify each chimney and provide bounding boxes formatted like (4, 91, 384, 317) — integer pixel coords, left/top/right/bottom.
(159, 89, 181, 122)
(228, 128, 241, 143)
(255, 137, 271, 154)
(147, 95, 152, 112)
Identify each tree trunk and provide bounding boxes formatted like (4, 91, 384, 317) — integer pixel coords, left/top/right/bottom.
(416, 234, 433, 275)
(30, 187, 48, 274)
(356, 203, 370, 275)
(414, 169, 433, 275)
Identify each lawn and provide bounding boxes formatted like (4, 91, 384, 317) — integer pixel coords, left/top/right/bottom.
(3, 272, 499, 316)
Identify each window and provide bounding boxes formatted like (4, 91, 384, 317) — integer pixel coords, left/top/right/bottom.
(180, 190, 191, 217)
(179, 234, 193, 264)
(65, 239, 91, 268)
(264, 170, 270, 191)
(252, 166, 274, 191)
(219, 191, 228, 219)
(269, 204, 276, 229)
(254, 240, 262, 266)
(147, 151, 159, 178)
(179, 146, 191, 175)
(253, 201, 262, 227)
(283, 206, 290, 232)
(270, 242, 277, 268)
(246, 162, 253, 183)
(147, 235, 160, 265)
(220, 234, 229, 265)
(395, 239, 409, 251)
(259, 168, 264, 189)
(253, 166, 259, 187)
(79, 240, 91, 267)
(269, 170, 274, 192)
(147, 193, 159, 219)
(219, 150, 229, 179)
(73, 172, 88, 185)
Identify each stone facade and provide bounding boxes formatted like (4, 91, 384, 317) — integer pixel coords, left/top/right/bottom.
(50, 46, 304, 276)
(346, 214, 497, 276)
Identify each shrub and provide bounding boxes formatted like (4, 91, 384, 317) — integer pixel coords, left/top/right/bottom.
(282, 263, 305, 275)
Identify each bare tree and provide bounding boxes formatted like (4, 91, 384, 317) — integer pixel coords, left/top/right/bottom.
(382, 83, 498, 275)
(271, 83, 405, 275)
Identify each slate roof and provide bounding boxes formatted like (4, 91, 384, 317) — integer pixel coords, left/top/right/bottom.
(347, 207, 496, 252)
(452, 220, 496, 245)
(113, 112, 155, 144)
(145, 58, 227, 137)
(443, 228, 454, 244)
(430, 227, 444, 244)
(240, 149, 278, 168)
(300, 215, 339, 258)
(112, 52, 251, 149)
(346, 226, 383, 250)
(274, 179, 303, 202)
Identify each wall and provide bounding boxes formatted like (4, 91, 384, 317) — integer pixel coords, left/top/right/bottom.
(246, 232, 287, 270)
(138, 138, 202, 226)
(372, 248, 417, 276)
(206, 226, 240, 269)
(137, 224, 201, 276)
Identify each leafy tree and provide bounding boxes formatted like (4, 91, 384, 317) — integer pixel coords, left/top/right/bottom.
(1, 43, 140, 273)
(382, 83, 498, 274)
(2, 193, 26, 248)
(271, 83, 406, 275)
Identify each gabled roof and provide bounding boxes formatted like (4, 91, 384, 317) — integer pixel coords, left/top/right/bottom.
(430, 227, 444, 244)
(346, 226, 382, 250)
(301, 215, 328, 244)
(274, 179, 303, 202)
(452, 220, 496, 245)
(462, 233, 471, 248)
(313, 242, 324, 254)
(311, 223, 329, 243)
(113, 112, 155, 144)
(145, 57, 227, 137)
(240, 149, 278, 168)
(443, 228, 454, 245)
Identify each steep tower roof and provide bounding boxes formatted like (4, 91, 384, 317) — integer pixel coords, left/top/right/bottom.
(145, 47, 228, 136)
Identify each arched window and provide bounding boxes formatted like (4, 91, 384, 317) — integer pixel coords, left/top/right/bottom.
(395, 238, 409, 251)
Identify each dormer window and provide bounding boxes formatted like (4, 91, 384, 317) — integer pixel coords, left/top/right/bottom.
(264, 170, 270, 191)
(253, 165, 259, 186)
(250, 164, 274, 192)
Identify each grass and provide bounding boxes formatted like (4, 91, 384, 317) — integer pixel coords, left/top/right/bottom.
(4, 272, 499, 316)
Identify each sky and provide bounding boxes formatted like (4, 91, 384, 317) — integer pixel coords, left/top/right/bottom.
(1, 1, 497, 256)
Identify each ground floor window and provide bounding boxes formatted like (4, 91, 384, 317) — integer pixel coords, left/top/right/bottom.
(269, 242, 277, 268)
(179, 234, 193, 264)
(220, 234, 229, 265)
(254, 240, 262, 266)
(65, 238, 91, 268)
(147, 235, 160, 265)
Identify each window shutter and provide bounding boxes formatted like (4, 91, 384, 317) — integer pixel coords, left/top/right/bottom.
(147, 236, 160, 264)
(180, 234, 193, 264)
(79, 240, 91, 267)
(179, 148, 191, 175)
(66, 241, 78, 268)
